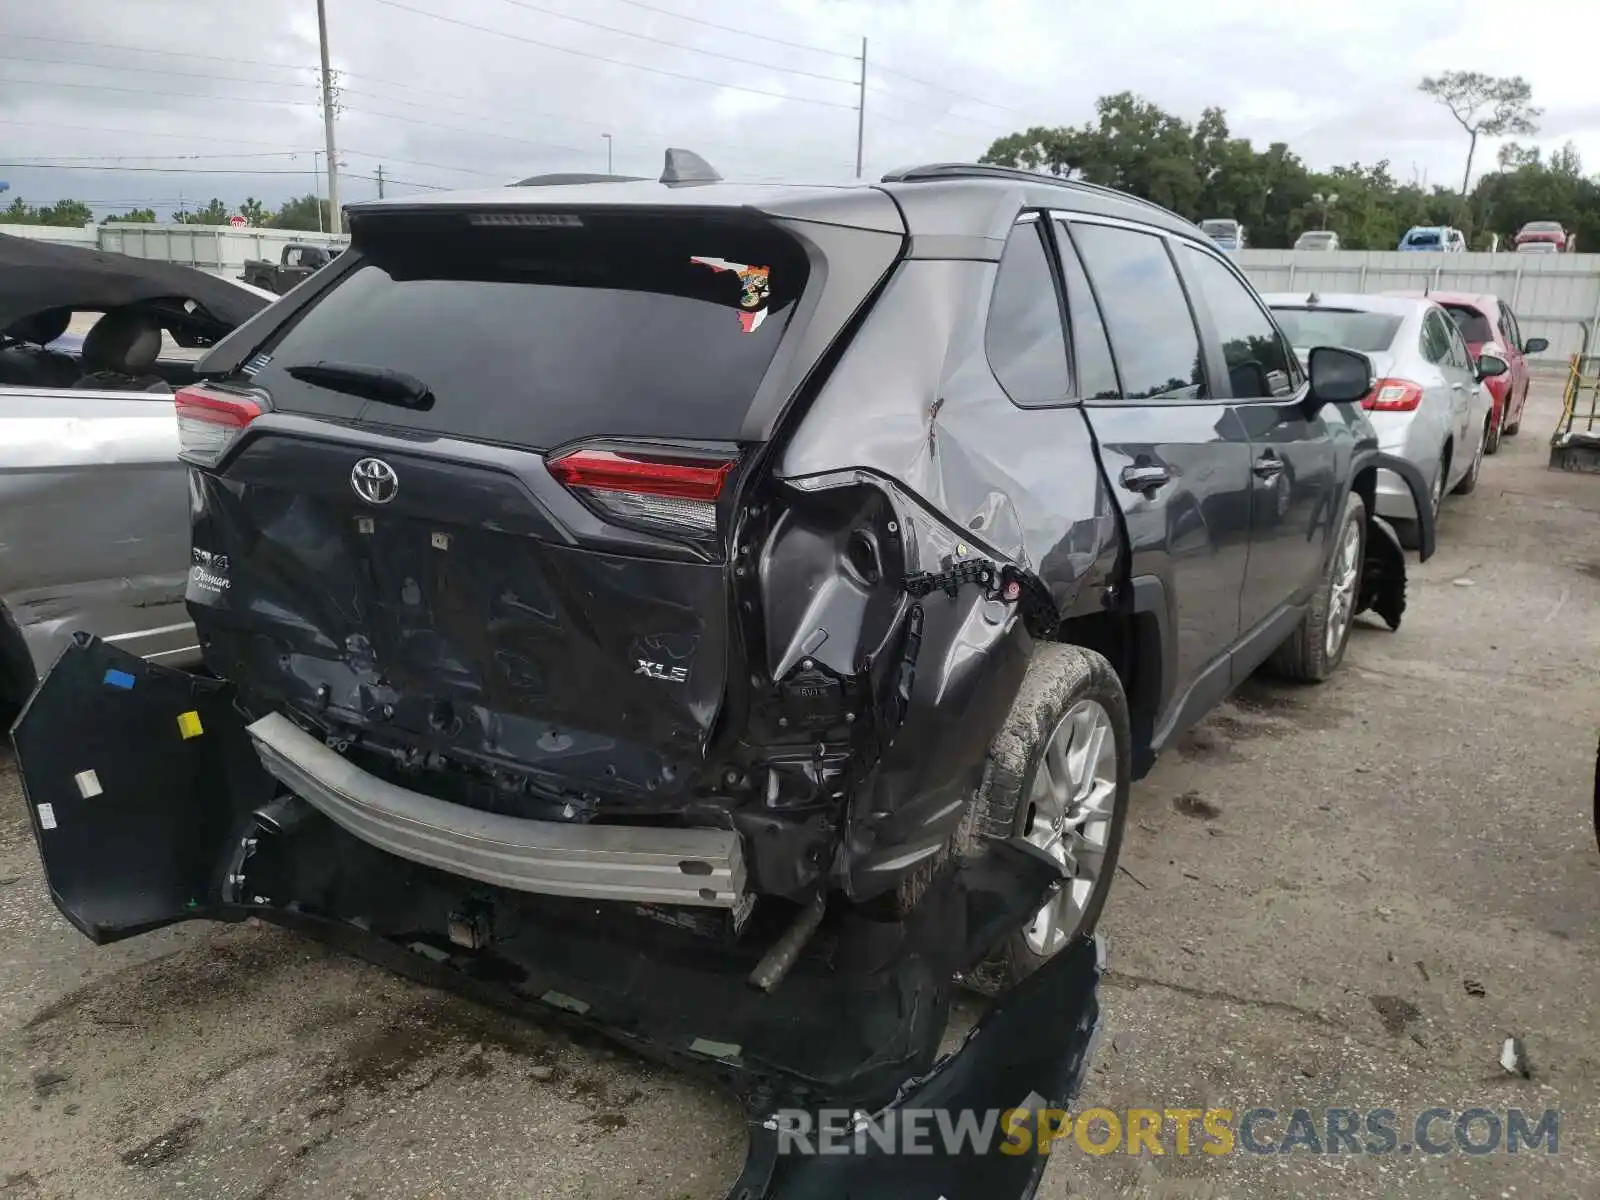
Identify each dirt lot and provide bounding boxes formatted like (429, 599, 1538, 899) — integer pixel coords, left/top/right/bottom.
(2, 381, 1597, 1200)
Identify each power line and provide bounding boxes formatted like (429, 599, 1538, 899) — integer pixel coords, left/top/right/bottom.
(0, 73, 320, 109)
(0, 51, 313, 91)
(0, 162, 345, 175)
(341, 102, 591, 156)
(338, 148, 500, 178)
(486, 0, 855, 85)
(601, 0, 857, 60)
(0, 117, 301, 149)
(5, 32, 313, 75)
(363, 0, 858, 111)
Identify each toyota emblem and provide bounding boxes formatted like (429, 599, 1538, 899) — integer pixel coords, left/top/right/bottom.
(351, 457, 399, 505)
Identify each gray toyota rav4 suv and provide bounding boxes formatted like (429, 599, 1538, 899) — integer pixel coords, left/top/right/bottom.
(17, 157, 1431, 994)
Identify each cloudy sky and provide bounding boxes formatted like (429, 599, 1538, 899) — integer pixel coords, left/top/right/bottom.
(2, 0, 1596, 220)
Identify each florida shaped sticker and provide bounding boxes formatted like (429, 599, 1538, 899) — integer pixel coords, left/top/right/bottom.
(690, 255, 772, 333)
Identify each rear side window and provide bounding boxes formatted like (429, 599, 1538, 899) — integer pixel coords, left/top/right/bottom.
(1420, 309, 1452, 363)
(248, 217, 808, 448)
(1406, 230, 1441, 247)
(1069, 223, 1206, 400)
(984, 220, 1071, 406)
(1178, 246, 1298, 398)
(1053, 221, 1120, 400)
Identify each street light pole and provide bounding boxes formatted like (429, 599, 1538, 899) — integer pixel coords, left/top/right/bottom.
(602, 133, 613, 174)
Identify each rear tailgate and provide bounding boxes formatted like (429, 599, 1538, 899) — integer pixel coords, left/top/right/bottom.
(186, 201, 904, 817)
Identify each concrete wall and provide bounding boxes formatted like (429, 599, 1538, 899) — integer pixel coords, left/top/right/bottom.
(1235, 250, 1600, 362)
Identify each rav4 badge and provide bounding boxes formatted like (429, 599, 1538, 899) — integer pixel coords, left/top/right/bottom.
(635, 659, 689, 683)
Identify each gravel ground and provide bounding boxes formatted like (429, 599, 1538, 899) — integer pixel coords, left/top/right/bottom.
(2, 381, 1596, 1199)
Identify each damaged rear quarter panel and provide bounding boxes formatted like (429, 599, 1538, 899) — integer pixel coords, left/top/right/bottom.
(770, 256, 1121, 900)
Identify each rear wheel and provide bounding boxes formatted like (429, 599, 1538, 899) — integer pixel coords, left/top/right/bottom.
(1484, 402, 1504, 454)
(1396, 454, 1445, 550)
(1452, 418, 1486, 495)
(1503, 387, 1523, 437)
(1269, 490, 1366, 682)
(967, 644, 1130, 992)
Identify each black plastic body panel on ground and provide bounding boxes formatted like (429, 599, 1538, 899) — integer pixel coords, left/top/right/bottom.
(12, 637, 1102, 1200)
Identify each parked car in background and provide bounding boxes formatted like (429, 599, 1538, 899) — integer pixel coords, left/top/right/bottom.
(1384, 290, 1547, 452)
(0, 232, 271, 705)
(1294, 230, 1341, 252)
(241, 242, 343, 294)
(1399, 226, 1466, 252)
(1199, 218, 1246, 250)
(1265, 292, 1504, 546)
(17, 159, 1432, 992)
(1514, 220, 1572, 252)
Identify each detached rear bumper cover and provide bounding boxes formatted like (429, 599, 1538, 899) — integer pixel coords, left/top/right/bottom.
(247, 711, 746, 908)
(14, 637, 1103, 1200)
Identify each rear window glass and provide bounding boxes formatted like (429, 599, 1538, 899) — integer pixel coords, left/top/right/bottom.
(1270, 307, 1403, 353)
(1405, 231, 1441, 246)
(1442, 305, 1494, 344)
(248, 217, 808, 447)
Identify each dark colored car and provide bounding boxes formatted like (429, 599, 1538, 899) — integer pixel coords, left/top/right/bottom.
(18, 159, 1432, 995)
(1386, 290, 1548, 452)
(240, 242, 342, 294)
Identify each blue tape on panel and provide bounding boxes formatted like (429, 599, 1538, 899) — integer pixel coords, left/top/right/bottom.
(103, 668, 136, 690)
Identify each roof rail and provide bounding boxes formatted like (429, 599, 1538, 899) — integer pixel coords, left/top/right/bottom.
(880, 162, 1186, 223)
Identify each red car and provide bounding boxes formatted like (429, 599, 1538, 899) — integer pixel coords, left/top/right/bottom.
(1514, 221, 1572, 252)
(1385, 291, 1547, 452)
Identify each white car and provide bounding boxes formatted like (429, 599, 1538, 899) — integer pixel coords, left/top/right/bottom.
(1262, 292, 1506, 544)
(1293, 230, 1341, 252)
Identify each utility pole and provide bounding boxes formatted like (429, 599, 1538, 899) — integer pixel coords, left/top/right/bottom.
(602, 133, 613, 174)
(376, 164, 385, 198)
(854, 37, 867, 179)
(316, 0, 341, 232)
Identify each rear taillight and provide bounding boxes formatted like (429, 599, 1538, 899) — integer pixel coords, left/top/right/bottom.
(547, 447, 736, 538)
(175, 385, 262, 466)
(1362, 379, 1424, 412)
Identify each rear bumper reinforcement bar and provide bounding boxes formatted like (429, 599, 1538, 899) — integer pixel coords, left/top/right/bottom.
(246, 711, 747, 907)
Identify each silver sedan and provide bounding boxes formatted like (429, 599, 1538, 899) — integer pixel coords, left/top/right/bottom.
(1263, 292, 1505, 541)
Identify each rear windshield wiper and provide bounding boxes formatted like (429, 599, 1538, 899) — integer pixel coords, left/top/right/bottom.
(284, 361, 434, 410)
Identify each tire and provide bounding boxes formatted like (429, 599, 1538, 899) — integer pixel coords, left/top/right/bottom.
(1503, 388, 1523, 437)
(1484, 402, 1504, 454)
(1395, 455, 1444, 550)
(1452, 418, 1486, 495)
(1268, 490, 1366, 682)
(966, 644, 1131, 993)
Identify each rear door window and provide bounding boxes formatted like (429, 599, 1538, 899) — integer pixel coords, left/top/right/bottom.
(1052, 221, 1121, 400)
(248, 217, 809, 448)
(1069, 222, 1206, 400)
(984, 219, 1071, 406)
(1443, 304, 1494, 344)
(1420, 310, 1452, 363)
(1177, 246, 1299, 398)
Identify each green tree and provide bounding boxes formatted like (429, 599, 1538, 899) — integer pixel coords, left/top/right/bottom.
(266, 193, 331, 231)
(239, 197, 267, 226)
(101, 208, 157, 224)
(1419, 72, 1541, 194)
(177, 198, 231, 225)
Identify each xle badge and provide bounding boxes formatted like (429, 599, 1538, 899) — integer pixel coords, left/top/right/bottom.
(635, 659, 688, 684)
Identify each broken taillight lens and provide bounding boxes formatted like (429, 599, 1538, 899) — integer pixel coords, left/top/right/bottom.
(547, 447, 735, 538)
(1362, 379, 1424, 412)
(175, 385, 262, 466)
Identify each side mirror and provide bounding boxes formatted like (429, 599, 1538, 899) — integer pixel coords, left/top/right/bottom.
(1523, 336, 1549, 354)
(1305, 345, 1373, 411)
(1475, 352, 1509, 380)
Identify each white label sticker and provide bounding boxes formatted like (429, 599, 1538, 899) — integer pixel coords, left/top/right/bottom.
(37, 803, 57, 830)
(74, 769, 103, 799)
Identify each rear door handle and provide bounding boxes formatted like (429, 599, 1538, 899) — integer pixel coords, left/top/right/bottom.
(1451, 381, 1465, 391)
(1252, 454, 1284, 480)
(1119, 463, 1171, 492)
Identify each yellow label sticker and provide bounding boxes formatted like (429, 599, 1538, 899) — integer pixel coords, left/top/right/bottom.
(177, 710, 204, 740)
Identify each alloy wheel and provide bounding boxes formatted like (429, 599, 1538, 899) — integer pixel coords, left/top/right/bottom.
(1021, 699, 1118, 957)
(1324, 517, 1362, 659)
